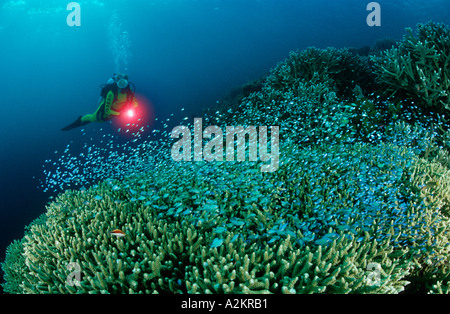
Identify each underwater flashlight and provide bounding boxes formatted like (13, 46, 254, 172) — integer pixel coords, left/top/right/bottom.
(126, 108, 135, 118)
(112, 93, 154, 139)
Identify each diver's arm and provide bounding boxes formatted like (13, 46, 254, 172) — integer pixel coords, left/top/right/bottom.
(105, 91, 114, 112)
(131, 94, 139, 108)
(105, 90, 120, 117)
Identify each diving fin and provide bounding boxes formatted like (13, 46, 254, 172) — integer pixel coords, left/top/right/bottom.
(61, 116, 89, 131)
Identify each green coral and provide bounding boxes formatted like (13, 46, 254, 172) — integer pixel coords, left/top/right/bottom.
(4, 24, 450, 294)
(4, 139, 450, 294)
(372, 22, 450, 111)
(1, 239, 27, 294)
(265, 47, 375, 99)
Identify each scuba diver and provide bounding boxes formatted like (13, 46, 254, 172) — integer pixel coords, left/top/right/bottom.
(61, 73, 138, 131)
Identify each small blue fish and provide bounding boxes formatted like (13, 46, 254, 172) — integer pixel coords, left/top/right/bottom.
(231, 234, 240, 243)
(214, 227, 227, 234)
(229, 217, 245, 227)
(268, 236, 280, 244)
(210, 238, 224, 248)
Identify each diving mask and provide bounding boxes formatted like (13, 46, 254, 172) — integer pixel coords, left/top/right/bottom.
(117, 78, 129, 89)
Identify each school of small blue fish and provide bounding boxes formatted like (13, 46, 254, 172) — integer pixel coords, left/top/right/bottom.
(35, 84, 445, 260)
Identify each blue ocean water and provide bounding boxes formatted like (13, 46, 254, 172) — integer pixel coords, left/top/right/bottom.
(0, 0, 449, 292)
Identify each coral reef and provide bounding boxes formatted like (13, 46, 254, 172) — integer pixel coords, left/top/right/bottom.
(3, 22, 450, 294)
(372, 22, 450, 112)
(371, 37, 399, 55)
(265, 47, 375, 99)
(4, 138, 450, 294)
(1, 239, 27, 294)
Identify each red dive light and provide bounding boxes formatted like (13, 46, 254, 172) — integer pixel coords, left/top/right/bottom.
(112, 93, 154, 137)
(126, 108, 135, 118)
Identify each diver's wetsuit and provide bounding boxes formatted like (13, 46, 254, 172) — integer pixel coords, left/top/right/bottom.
(61, 81, 137, 131)
(81, 83, 119, 123)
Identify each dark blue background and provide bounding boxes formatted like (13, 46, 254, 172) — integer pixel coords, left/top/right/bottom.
(0, 0, 449, 288)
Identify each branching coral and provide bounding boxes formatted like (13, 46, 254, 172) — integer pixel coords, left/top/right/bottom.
(266, 47, 375, 98)
(4, 24, 450, 294)
(372, 22, 450, 111)
(401, 158, 450, 293)
(1, 239, 27, 294)
(3, 138, 450, 294)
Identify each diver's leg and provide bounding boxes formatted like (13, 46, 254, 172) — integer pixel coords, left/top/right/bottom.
(80, 113, 98, 123)
(61, 116, 90, 131)
(61, 99, 105, 131)
(79, 98, 107, 124)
